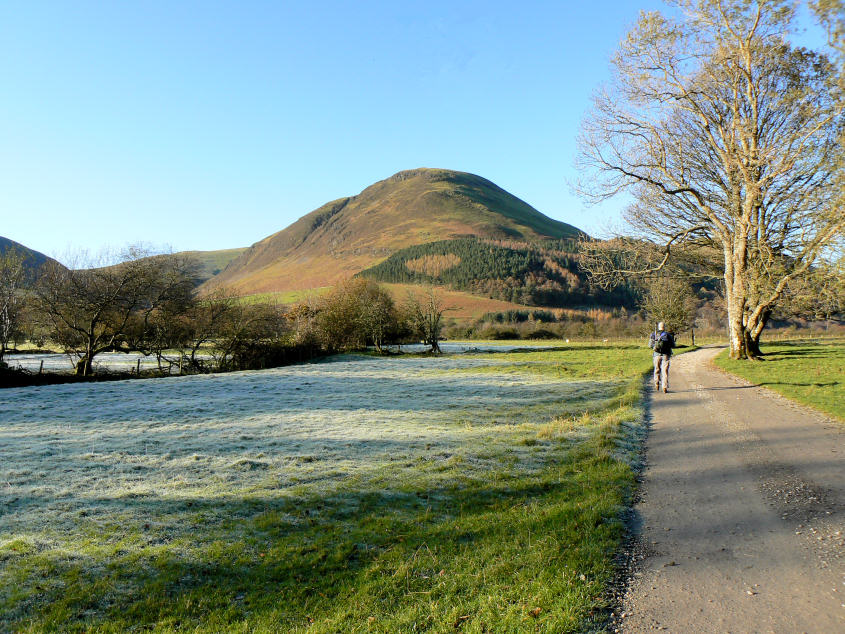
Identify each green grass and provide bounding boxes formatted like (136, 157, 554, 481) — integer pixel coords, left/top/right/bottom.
(713, 338, 845, 421)
(1, 345, 654, 632)
(238, 287, 331, 305)
(180, 247, 248, 282)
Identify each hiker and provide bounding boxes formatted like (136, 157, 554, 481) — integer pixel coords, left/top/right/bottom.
(649, 321, 675, 393)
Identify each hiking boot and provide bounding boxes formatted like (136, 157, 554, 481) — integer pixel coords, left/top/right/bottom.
(663, 387, 668, 393)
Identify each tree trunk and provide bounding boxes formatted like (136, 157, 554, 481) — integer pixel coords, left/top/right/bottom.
(725, 253, 748, 360)
(728, 312, 747, 359)
(746, 309, 771, 359)
(742, 328, 760, 359)
(75, 355, 93, 376)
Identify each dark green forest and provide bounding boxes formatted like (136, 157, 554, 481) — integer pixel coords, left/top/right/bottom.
(358, 237, 637, 307)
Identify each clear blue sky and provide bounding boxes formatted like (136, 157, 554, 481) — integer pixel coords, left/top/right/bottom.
(0, 1, 827, 262)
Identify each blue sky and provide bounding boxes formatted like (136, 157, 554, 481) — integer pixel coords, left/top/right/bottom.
(0, 1, 828, 262)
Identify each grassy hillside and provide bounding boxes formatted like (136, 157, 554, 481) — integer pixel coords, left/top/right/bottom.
(359, 237, 637, 308)
(177, 247, 248, 284)
(203, 168, 584, 296)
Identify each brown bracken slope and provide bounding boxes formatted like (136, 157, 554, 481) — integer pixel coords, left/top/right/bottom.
(202, 168, 583, 295)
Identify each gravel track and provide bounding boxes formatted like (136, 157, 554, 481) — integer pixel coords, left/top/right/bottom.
(620, 346, 844, 633)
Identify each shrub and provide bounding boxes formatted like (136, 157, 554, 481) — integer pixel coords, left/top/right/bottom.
(525, 328, 558, 340)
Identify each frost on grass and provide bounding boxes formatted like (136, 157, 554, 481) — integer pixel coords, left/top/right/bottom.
(0, 350, 626, 623)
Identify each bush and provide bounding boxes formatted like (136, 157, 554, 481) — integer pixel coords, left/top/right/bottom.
(487, 328, 521, 340)
(229, 341, 322, 371)
(525, 328, 558, 340)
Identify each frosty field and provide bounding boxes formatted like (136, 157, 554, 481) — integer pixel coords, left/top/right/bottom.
(0, 345, 651, 632)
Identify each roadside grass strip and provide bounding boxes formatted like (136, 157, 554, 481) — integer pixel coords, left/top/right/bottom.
(713, 339, 845, 422)
(0, 345, 651, 632)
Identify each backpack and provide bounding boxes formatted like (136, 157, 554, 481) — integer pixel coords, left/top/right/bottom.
(653, 331, 672, 354)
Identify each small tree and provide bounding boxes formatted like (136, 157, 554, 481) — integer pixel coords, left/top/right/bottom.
(357, 281, 401, 352)
(404, 287, 448, 354)
(641, 276, 697, 338)
(211, 300, 286, 371)
(0, 248, 27, 363)
(153, 289, 240, 373)
(315, 279, 368, 351)
(313, 278, 400, 352)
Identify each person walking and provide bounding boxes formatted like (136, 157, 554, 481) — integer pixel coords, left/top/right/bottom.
(649, 321, 675, 393)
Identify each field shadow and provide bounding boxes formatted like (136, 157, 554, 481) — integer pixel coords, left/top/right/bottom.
(2, 472, 601, 631)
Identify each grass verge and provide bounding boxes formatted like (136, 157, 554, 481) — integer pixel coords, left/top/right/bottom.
(712, 338, 844, 422)
(1, 344, 653, 632)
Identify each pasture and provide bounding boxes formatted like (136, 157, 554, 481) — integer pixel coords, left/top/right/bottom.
(1, 344, 651, 632)
(713, 338, 845, 422)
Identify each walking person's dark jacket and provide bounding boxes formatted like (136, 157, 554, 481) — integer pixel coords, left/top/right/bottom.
(649, 329, 676, 356)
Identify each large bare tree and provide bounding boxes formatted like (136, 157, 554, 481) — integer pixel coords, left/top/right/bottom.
(35, 247, 197, 375)
(577, 0, 844, 358)
(404, 287, 449, 354)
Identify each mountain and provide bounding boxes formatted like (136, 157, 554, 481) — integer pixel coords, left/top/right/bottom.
(203, 168, 584, 295)
(0, 236, 65, 280)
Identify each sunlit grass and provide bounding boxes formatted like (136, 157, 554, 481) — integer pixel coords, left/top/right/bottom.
(713, 338, 844, 422)
(237, 288, 332, 305)
(1, 346, 653, 632)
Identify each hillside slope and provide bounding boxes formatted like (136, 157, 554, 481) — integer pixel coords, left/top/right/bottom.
(177, 248, 248, 284)
(358, 237, 636, 308)
(0, 236, 65, 280)
(203, 168, 583, 295)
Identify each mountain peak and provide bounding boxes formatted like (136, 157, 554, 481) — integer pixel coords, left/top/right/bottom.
(203, 169, 583, 295)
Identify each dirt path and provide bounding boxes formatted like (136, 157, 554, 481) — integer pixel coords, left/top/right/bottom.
(621, 346, 844, 633)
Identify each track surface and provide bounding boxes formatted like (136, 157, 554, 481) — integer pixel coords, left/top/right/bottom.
(621, 346, 844, 633)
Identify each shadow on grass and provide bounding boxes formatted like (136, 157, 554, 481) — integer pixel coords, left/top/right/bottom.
(3, 459, 627, 632)
(756, 381, 839, 388)
(755, 351, 831, 360)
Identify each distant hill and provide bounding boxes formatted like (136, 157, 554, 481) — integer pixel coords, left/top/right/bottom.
(203, 168, 584, 295)
(79, 247, 247, 286)
(176, 248, 248, 284)
(0, 236, 65, 280)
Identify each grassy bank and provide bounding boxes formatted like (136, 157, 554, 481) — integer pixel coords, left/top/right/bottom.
(713, 339, 844, 422)
(1, 344, 653, 632)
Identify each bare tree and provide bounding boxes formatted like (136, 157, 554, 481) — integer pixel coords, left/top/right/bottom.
(0, 248, 27, 363)
(641, 275, 698, 338)
(404, 287, 449, 353)
(210, 299, 286, 371)
(142, 288, 237, 373)
(35, 247, 197, 375)
(577, 0, 844, 358)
